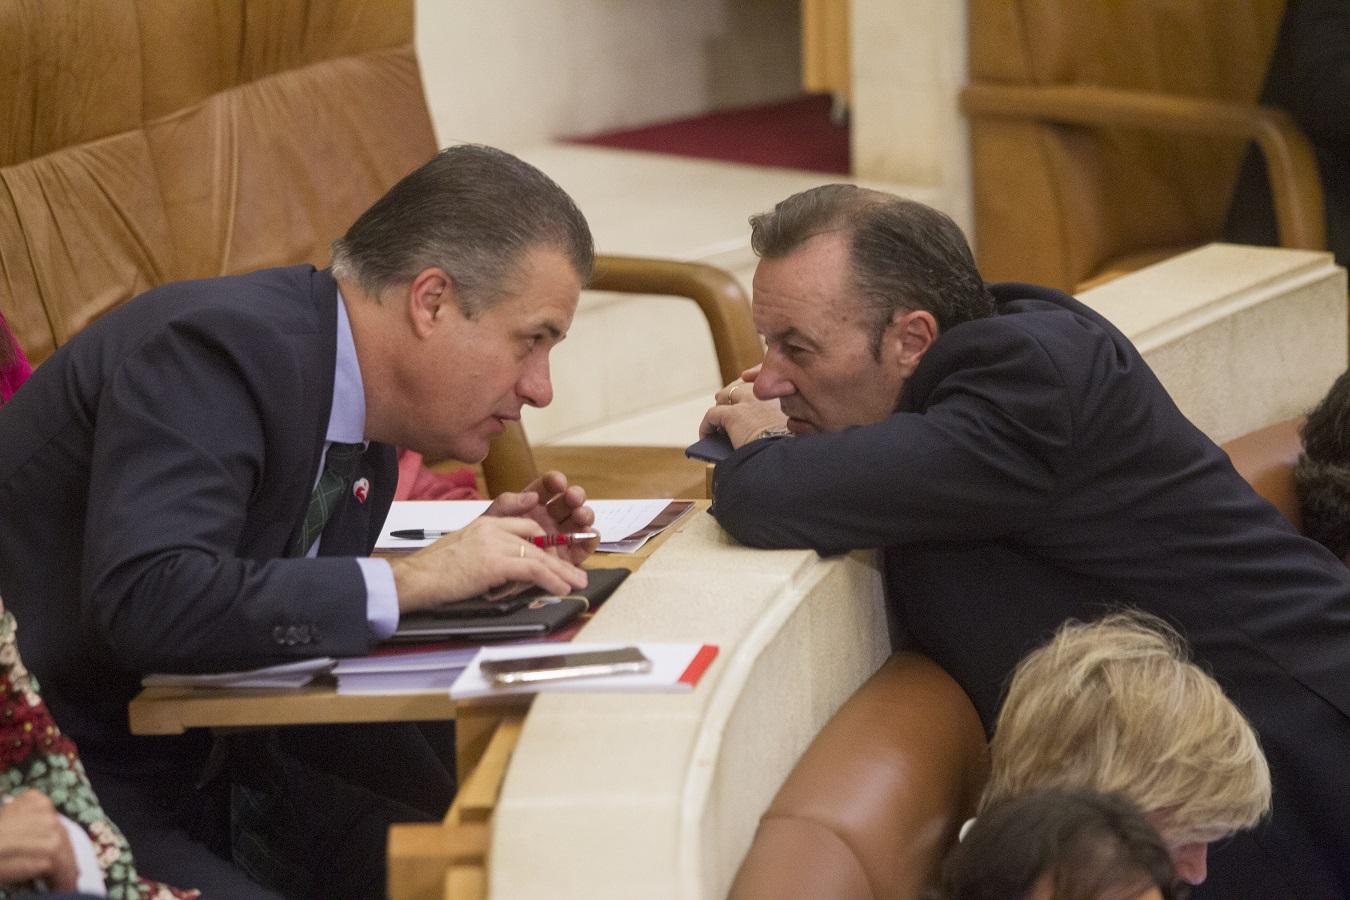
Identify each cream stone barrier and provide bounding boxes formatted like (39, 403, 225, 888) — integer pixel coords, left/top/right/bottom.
(489, 510, 888, 900)
(1079, 244, 1348, 444)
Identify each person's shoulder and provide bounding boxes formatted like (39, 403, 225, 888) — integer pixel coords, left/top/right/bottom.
(944, 282, 1126, 357)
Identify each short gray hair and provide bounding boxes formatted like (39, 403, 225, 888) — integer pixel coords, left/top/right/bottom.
(748, 185, 994, 355)
(331, 144, 594, 317)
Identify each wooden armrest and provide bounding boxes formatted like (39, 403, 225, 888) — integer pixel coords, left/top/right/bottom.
(960, 82, 1327, 252)
(590, 255, 761, 383)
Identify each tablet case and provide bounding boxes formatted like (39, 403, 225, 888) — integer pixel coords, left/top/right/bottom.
(684, 430, 735, 463)
(389, 568, 630, 642)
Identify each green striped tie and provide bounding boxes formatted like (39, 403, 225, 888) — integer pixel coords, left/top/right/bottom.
(292, 441, 365, 556)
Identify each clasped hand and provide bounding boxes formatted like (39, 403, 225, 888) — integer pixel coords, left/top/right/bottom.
(391, 471, 596, 613)
(698, 364, 790, 449)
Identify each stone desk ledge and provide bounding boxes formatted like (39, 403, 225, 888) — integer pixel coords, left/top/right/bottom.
(489, 509, 887, 900)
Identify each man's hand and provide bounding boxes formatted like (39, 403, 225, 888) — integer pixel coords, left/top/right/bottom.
(0, 790, 79, 892)
(388, 515, 589, 614)
(484, 470, 597, 566)
(699, 369, 791, 449)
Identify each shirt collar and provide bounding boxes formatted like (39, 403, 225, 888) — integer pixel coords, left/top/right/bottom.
(327, 287, 367, 445)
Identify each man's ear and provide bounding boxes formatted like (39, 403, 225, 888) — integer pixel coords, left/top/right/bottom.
(886, 309, 938, 377)
(407, 267, 456, 339)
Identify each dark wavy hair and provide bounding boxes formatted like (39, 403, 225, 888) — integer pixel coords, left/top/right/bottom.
(1296, 370, 1350, 560)
(938, 790, 1180, 900)
(748, 185, 995, 358)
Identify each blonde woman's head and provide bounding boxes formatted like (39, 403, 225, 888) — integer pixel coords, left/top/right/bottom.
(981, 611, 1270, 854)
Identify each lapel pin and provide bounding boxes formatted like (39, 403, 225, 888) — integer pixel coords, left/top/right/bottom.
(352, 477, 370, 504)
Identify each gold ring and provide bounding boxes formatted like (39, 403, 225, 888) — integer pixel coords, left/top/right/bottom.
(727, 384, 741, 403)
(518, 543, 526, 558)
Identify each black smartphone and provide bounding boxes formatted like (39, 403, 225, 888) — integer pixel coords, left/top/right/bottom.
(478, 646, 651, 686)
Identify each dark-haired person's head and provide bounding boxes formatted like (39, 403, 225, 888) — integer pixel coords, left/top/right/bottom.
(744, 185, 994, 435)
(329, 144, 594, 463)
(1296, 369, 1350, 562)
(941, 790, 1179, 900)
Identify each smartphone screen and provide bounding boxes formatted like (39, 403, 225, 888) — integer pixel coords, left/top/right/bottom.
(479, 646, 651, 686)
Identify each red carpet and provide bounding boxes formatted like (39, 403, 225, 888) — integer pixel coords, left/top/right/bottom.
(565, 94, 850, 175)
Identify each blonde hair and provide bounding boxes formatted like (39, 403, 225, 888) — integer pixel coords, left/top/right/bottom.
(980, 612, 1271, 846)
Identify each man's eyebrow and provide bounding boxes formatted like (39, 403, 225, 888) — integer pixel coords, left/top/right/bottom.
(773, 326, 818, 349)
(536, 321, 564, 340)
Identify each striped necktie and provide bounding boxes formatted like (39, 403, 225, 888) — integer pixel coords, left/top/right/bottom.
(291, 441, 365, 557)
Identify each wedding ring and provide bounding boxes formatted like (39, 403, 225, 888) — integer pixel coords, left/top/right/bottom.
(727, 384, 742, 403)
(518, 543, 526, 558)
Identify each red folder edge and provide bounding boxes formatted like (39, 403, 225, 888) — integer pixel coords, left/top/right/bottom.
(678, 644, 719, 688)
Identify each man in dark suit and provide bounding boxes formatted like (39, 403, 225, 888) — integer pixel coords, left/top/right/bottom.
(701, 185, 1350, 899)
(0, 145, 598, 898)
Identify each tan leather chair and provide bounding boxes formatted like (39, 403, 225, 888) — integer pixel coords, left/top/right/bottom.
(1222, 417, 1304, 529)
(961, 0, 1325, 293)
(0, 0, 435, 364)
(729, 653, 988, 900)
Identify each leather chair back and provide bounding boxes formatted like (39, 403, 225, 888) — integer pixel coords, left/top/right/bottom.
(0, 0, 436, 365)
(728, 653, 988, 900)
(965, 0, 1292, 291)
(1221, 417, 1304, 530)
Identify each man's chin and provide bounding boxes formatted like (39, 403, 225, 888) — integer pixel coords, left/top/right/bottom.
(785, 417, 817, 435)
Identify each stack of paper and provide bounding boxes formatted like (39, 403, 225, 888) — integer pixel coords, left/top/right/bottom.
(376, 500, 693, 553)
(449, 642, 718, 699)
(331, 646, 480, 695)
(141, 657, 336, 690)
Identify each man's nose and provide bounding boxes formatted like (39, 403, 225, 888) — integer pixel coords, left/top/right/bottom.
(518, 357, 553, 408)
(753, 357, 794, 400)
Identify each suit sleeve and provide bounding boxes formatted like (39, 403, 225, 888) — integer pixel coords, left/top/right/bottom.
(80, 314, 371, 673)
(710, 325, 1074, 555)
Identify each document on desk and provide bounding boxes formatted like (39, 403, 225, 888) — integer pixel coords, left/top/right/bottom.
(141, 657, 336, 690)
(449, 642, 718, 699)
(375, 499, 693, 553)
(331, 646, 480, 695)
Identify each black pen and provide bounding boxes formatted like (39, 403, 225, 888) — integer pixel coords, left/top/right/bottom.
(389, 529, 452, 540)
(389, 529, 599, 547)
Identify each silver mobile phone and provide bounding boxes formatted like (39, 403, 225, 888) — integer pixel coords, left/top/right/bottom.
(479, 646, 651, 686)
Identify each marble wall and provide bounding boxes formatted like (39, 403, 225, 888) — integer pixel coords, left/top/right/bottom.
(414, 0, 802, 149)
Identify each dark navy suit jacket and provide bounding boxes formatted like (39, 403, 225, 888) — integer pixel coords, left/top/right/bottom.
(0, 266, 395, 774)
(712, 283, 1350, 899)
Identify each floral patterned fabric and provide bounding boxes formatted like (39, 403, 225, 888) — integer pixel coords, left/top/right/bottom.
(0, 606, 197, 899)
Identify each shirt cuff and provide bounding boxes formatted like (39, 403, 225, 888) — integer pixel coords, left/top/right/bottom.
(357, 557, 399, 641)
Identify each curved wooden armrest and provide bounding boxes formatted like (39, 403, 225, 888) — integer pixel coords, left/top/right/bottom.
(590, 255, 761, 383)
(960, 82, 1327, 251)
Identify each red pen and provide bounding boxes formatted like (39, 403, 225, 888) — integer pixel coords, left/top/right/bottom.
(531, 532, 599, 548)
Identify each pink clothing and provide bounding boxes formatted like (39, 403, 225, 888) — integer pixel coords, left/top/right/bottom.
(394, 449, 482, 500)
(0, 318, 31, 404)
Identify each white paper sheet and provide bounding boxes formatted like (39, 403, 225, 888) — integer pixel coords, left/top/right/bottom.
(375, 499, 676, 550)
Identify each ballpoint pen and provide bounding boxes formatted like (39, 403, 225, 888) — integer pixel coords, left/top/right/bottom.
(389, 529, 600, 547)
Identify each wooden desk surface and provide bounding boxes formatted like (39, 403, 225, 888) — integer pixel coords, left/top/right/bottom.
(127, 502, 705, 737)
